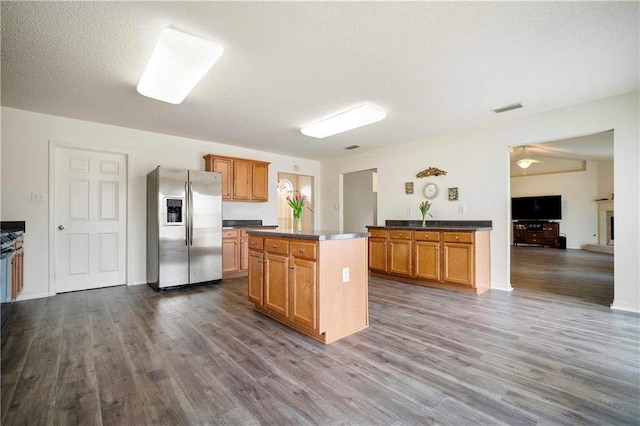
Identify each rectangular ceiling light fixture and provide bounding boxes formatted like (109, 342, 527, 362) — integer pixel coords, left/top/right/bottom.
(301, 104, 386, 138)
(137, 28, 223, 104)
(492, 102, 523, 114)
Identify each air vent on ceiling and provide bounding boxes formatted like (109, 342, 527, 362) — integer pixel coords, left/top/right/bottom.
(493, 102, 523, 114)
(344, 145, 360, 150)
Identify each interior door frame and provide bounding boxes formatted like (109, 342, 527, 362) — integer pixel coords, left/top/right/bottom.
(48, 140, 132, 296)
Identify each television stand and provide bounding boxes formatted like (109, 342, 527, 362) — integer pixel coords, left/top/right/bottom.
(513, 221, 559, 248)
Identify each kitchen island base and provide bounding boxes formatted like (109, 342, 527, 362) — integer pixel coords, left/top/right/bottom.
(247, 230, 370, 344)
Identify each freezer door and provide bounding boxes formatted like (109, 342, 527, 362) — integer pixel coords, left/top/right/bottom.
(158, 168, 189, 287)
(188, 170, 222, 284)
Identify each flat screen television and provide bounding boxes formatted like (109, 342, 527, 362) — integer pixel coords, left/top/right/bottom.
(511, 195, 562, 221)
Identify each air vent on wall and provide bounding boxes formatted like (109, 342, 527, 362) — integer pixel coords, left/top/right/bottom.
(344, 145, 360, 150)
(493, 102, 523, 114)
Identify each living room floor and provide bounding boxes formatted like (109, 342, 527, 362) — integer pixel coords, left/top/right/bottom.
(2, 249, 637, 425)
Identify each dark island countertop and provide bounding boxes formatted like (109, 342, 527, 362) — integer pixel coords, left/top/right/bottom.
(247, 229, 371, 241)
(368, 220, 492, 231)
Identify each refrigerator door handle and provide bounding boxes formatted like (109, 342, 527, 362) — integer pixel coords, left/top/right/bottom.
(189, 181, 194, 246)
(185, 181, 189, 246)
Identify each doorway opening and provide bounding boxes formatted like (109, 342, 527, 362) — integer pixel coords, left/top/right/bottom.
(277, 172, 314, 232)
(343, 169, 377, 232)
(508, 130, 614, 307)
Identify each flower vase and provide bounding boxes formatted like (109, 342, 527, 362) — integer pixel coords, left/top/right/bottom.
(421, 215, 426, 228)
(294, 215, 302, 232)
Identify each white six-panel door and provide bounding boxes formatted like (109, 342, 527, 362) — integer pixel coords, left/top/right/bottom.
(55, 146, 127, 293)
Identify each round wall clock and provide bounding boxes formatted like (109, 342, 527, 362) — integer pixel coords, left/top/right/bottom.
(423, 182, 439, 199)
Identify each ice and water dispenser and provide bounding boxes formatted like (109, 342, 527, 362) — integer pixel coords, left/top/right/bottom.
(165, 198, 183, 225)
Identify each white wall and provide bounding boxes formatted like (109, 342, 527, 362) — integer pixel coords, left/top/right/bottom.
(320, 91, 640, 312)
(1, 107, 321, 300)
(511, 162, 599, 249)
(597, 160, 614, 200)
(343, 169, 376, 233)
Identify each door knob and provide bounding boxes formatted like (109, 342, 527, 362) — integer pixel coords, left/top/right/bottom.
(58, 225, 65, 230)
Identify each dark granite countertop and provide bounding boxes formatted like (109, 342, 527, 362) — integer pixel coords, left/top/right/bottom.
(368, 220, 492, 231)
(1, 221, 25, 233)
(222, 219, 277, 229)
(247, 229, 371, 241)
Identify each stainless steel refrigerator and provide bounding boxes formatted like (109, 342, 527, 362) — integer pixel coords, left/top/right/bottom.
(147, 167, 222, 290)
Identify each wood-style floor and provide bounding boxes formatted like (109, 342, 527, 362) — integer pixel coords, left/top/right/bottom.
(2, 248, 638, 425)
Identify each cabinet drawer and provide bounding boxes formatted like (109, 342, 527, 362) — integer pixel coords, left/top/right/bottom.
(414, 231, 440, 242)
(265, 238, 289, 255)
(223, 229, 240, 239)
(389, 230, 412, 240)
(442, 232, 473, 244)
(248, 236, 263, 251)
(369, 229, 388, 238)
(291, 241, 317, 260)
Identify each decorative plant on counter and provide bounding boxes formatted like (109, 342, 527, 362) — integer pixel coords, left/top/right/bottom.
(287, 193, 312, 232)
(418, 200, 433, 227)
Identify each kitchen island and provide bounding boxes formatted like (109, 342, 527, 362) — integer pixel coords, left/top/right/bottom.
(246, 229, 370, 344)
(368, 220, 492, 295)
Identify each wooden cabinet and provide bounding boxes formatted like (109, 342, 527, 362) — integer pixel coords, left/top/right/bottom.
(513, 221, 559, 248)
(247, 247, 264, 305)
(248, 234, 368, 344)
(368, 229, 388, 272)
(367, 227, 491, 295)
(442, 232, 474, 286)
(203, 154, 270, 202)
(222, 229, 240, 274)
(543, 222, 559, 247)
(289, 241, 317, 330)
(388, 230, 412, 276)
(251, 162, 269, 202)
(223, 227, 275, 279)
(414, 231, 440, 281)
(264, 250, 289, 317)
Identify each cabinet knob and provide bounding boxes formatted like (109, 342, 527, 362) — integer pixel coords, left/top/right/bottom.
(250, 242, 256, 246)
(298, 249, 304, 253)
(272, 245, 278, 248)
(455, 235, 459, 239)
(289, 265, 294, 269)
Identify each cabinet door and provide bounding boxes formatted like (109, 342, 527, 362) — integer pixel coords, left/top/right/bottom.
(212, 157, 232, 200)
(248, 250, 264, 305)
(414, 241, 440, 280)
(222, 238, 239, 273)
(240, 234, 249, 271)
(443, 243, 473, 286)
(233, 160, 252, 200)
(264, 253, 289, 316)
(290, 257, 317, 330)
(368, 238, 388, 272)
(543, 223, 558, 247)
(251, 162, 269, 201)
(388, 239, 412, 276)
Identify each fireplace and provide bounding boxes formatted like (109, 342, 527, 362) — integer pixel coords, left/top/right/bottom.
(597, 200, 614, 246)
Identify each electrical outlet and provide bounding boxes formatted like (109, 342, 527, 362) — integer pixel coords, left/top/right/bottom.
(342, 267, 349, 283)
(458, 205, 465, 214)
(407, 208, 412, 215)
(31, 192, 46, 202)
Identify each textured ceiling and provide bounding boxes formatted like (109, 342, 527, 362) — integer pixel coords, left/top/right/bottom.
(1, 2, 638, 160)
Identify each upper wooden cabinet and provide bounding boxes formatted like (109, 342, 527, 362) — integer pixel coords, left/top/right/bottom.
(203, 154, 270, 202)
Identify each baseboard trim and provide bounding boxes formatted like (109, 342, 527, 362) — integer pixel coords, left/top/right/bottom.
(16, 292, 51, 301)
(610, 301, 640, 313)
